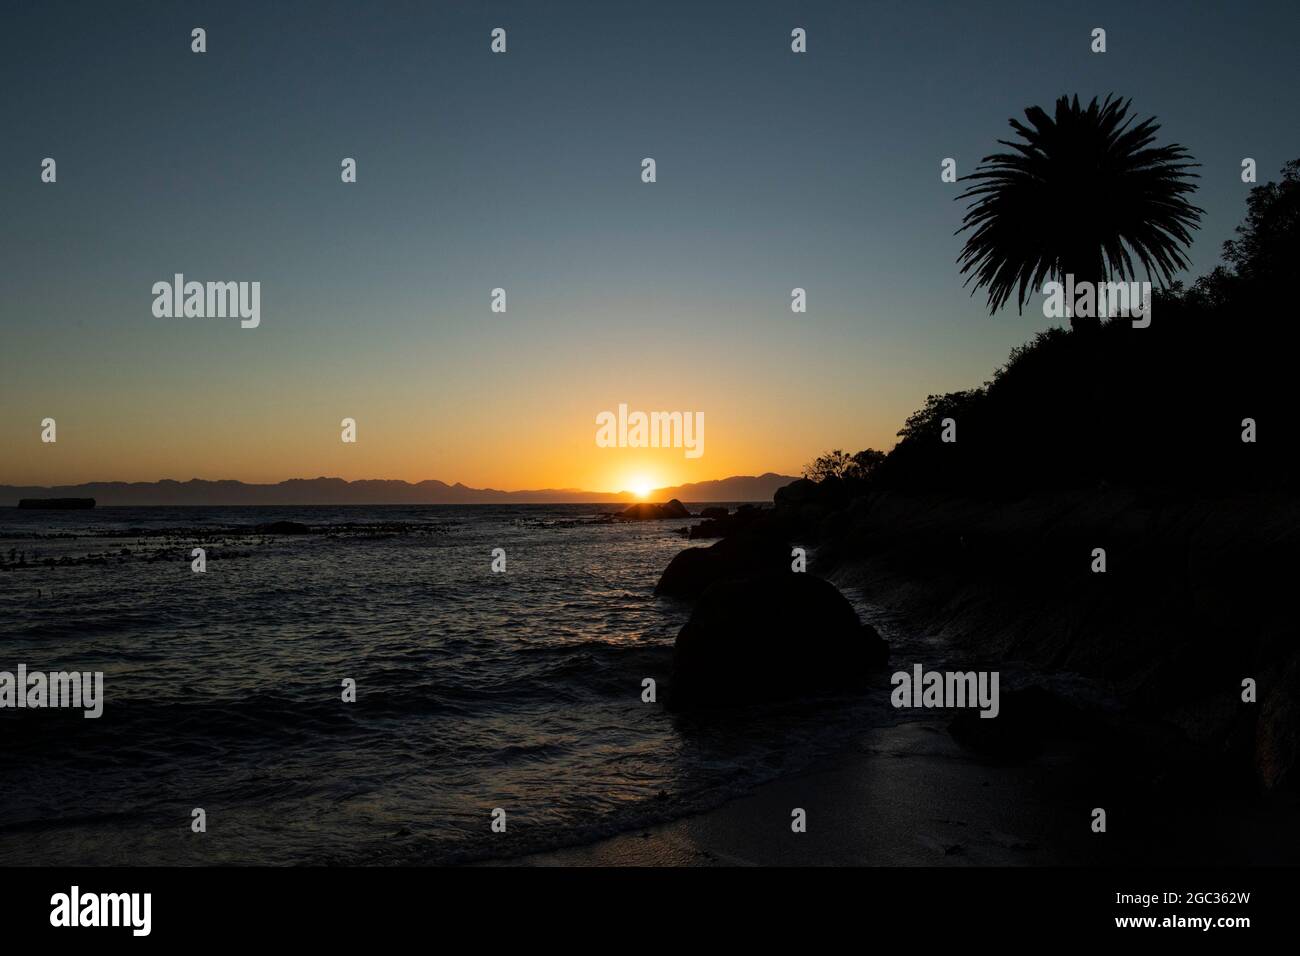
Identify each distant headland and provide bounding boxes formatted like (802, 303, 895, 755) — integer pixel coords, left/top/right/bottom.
(16, 497, 96, 510)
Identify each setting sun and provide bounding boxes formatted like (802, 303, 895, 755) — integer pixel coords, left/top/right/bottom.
(631, 479, 654, 499)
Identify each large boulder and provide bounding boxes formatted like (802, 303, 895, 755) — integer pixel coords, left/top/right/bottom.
(671, 573, 888, 706)
(688, 503, 770, 540)
(772, 478, 853, 541)
(655, 534, 788, 600)
(688, 518, 729, 540)
(774, 478, 817, 507)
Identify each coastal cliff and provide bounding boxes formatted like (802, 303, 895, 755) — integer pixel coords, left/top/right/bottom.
(791, 487, 1300, 792)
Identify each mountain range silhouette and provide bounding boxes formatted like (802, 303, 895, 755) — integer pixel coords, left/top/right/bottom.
(0, 473, 797, 507)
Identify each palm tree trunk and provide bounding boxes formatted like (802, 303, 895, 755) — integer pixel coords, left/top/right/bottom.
(1063, 261, 1103, 333)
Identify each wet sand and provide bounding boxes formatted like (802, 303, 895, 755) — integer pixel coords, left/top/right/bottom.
(505, 720, 1300, 867)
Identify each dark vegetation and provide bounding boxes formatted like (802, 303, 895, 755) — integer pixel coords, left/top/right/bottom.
(760, 156, 1300, 791)
(821, 158, 1300, 496)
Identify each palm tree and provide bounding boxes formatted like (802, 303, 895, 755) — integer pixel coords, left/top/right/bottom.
(956, 95, 1203, 331)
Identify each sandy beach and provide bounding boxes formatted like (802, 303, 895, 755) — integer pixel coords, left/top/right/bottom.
(507, 720, 1300, 867)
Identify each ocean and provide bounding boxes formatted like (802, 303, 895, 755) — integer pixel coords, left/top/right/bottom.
(0, 504, 909, 865)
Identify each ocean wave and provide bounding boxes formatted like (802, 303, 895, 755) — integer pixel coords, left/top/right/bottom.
(0, 504, 889, 866)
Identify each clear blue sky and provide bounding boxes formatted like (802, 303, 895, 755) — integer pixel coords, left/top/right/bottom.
(2, 0, 1297, 489)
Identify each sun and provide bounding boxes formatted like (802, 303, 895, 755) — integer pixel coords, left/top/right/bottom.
(631, 478, 653, 499)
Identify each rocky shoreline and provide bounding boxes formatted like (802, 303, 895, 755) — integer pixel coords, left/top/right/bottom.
(650, 481, 1300, 795)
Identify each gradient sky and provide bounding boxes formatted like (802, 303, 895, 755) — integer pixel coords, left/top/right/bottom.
(2, 0, 1297, 492)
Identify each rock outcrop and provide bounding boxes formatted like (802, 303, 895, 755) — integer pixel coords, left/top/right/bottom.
(618, 498, 691, 521)
(655, 534, 789, 600)
(671, 573, 888, 706)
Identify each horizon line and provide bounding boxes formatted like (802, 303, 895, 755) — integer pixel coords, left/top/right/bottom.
(1, 471, 799, 501)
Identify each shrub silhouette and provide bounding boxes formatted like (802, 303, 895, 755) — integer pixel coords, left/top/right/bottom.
(803, 448, 887, 482)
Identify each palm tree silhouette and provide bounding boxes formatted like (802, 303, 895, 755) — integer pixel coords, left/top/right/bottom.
(956, 95, 1203, 331)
